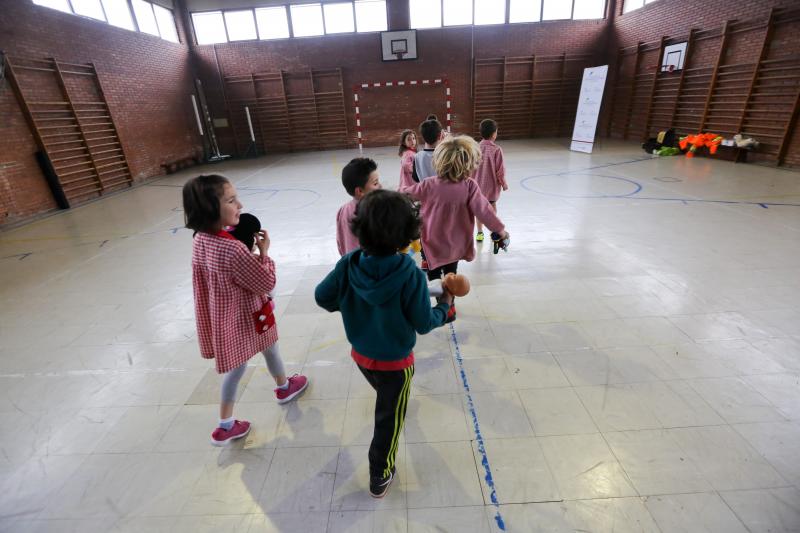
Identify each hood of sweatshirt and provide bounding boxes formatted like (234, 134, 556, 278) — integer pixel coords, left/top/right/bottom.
(346, 250, 417, 306)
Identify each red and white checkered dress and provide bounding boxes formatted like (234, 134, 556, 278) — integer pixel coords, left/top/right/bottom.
(192, 230, 278, 374)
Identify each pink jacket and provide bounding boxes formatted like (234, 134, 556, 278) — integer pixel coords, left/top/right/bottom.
(474, 139, 507, 202)
(336, 198, 360, 256)
(192, 231, 278, 374)
(401, 177, 505, 270)
(398, 150, 416, 190)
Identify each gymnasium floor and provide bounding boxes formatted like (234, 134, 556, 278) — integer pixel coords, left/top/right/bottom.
(1, 138, 799, 532)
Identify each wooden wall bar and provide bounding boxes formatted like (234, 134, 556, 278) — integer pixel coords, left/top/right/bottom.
(607, 6, 800, 165)
(472, 53, 593, 140)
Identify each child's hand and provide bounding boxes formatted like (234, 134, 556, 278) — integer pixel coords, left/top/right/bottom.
(438, 288, 454, 306)
(255, 230, 270, 256)
(502, 183, 509, 191)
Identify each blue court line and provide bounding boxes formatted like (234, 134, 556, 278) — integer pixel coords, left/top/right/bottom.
(521, 173, 643, 198)
(448, 323, 506, 531)
(520, 174, 800, 208)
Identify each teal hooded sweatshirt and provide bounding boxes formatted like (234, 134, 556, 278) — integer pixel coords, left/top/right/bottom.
(315, 250, 450, 361)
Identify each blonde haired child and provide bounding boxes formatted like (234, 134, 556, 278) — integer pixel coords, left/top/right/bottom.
(400, 136, 509, 321)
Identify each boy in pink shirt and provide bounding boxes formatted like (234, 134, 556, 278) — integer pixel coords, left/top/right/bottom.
(474, 119, 508, 242)
(337, 157, 383, 256)
(401, 135, 510, 322)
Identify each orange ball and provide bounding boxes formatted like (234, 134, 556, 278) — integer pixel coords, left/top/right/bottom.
(443, 273, 470, 297)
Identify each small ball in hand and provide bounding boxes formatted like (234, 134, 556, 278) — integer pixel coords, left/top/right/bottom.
(443, 273, 470, 297)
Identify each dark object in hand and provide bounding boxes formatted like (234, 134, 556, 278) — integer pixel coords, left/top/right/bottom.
(491, 232, 510, 254)
(230, 213, 261, 250)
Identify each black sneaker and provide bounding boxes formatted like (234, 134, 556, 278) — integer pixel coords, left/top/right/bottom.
(369, 468, 395, 498)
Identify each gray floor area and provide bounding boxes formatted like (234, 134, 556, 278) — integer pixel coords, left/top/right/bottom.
(1, 138, 799, 532)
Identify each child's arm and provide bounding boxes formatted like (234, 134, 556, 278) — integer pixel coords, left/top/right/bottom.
(231, 247, 277, 295)
(467, 180, 506, 234)
(399, 180, 423, 199)
(335, 206, 347, 256)
(314, 264, 341, 312)
(495, 147, 508, 191)
(192, 264, 214, 359)
(403, 269, 450, 333)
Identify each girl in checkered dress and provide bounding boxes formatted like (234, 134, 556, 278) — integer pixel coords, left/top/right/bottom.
(183, 175, 308, 446)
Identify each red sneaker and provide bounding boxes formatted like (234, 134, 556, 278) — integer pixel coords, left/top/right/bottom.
(210, 420, 250, 446)
(275, 374, 309, 404)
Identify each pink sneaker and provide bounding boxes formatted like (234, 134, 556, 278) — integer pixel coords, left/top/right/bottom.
(275, 374, 308, 404)
(211, 420, 250, 446)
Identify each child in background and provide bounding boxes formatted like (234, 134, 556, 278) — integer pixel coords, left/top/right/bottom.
(183, 174, 308, 447)
(412, 119, 445, 183)
(315, 189, 453, 498)
(474, 119, 508, 242)
(336, 157, 383, 256)
(398, 129, 417, 190)
(400, 136, 509, 322)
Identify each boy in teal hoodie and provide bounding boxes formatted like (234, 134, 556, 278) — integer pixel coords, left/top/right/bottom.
(315, 189, 452, 498)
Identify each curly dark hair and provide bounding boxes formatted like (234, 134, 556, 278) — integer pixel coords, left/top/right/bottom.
(350, 190, 420, 256)
(182, 174, 230, 233)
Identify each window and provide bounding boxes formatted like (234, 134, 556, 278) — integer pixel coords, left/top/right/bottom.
(132, 0, 158, 35)
(474, 0, 505, 25)
(102, 0, 135, 30)
(153, 4, 179, 42)
(192, 11, 227, 44)
(32, 0, 72, 14)
(256, 7, 290, 39)
(224, 10, 257, 41)
(542, 0, 572, 20)
(71, 0, 105, 20)
(509, 0, 541, 22)
(291, 3, 325, 37)
(443, 0, 472, 26)
(32, 0, 177, 40)
(624, 0, 656, 13)
(323, 3, 355, 34)
(354, 0, 386, 32)
(410, 0, 442, 28)
(573, 0, 605, 19)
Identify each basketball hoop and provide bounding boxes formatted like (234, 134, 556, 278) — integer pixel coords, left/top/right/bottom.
(395, 52, 404, 61)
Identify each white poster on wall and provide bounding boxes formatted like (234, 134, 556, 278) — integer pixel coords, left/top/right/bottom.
(570, 65, 608, 154)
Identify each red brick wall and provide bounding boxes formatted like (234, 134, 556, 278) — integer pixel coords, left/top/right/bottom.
(194, 18, 607, 152)
(604, 0, 800, 165)
(0, 0, 202, 225)
(613, 0, 796, 46)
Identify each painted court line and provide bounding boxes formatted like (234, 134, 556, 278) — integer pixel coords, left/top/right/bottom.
(448, 322, 506, 531)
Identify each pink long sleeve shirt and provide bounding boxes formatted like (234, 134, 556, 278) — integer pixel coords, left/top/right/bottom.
(336, 198, 360, 256)
(398, 150, 417, 190)
(473, 139, 507, 202)
(401, 177, 505, 270)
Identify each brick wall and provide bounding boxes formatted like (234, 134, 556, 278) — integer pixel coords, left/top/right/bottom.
(0, 0, 202, 225)
(605, 0, 800, 165)
(194, 17, 607, 152)
(613, 0, 796, 46)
